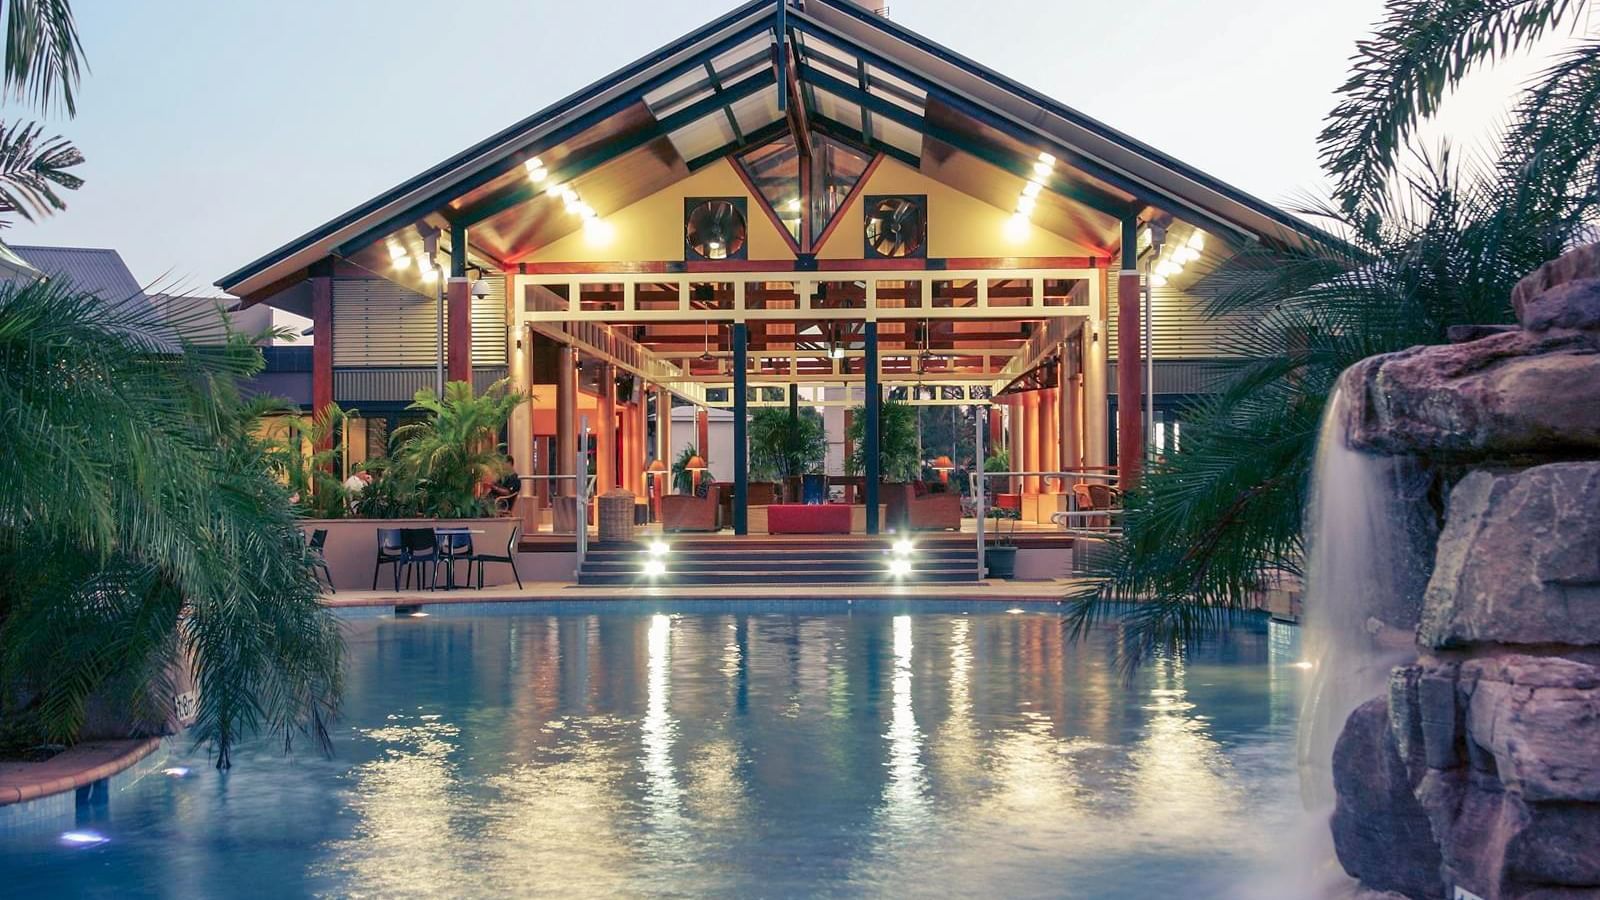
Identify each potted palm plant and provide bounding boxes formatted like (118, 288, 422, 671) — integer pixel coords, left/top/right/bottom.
(748, 407, 826, 502)
(981, 450, 1018, 577)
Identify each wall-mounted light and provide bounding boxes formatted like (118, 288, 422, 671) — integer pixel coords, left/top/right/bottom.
(1146, 227, 1207, 288)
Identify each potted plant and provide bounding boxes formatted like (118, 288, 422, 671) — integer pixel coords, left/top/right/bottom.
(748, 407, 826, 502)
(844, 398, 920, 482)
(984, 505, 1021, 578)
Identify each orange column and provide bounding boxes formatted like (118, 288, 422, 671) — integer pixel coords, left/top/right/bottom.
(1042, 388, 1060, 492)
(596, 363, 616, 493)
(1022, 391, 1041, 494)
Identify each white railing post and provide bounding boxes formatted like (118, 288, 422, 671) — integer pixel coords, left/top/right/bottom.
(575, 415, 589, 579)
(974, 409, 985, 579)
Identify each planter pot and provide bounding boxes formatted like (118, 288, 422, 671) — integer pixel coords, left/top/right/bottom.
(985, 545, 1018, 579)
(802, 474, 827, 504)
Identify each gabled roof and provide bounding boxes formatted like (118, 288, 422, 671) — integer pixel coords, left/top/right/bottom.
(10, 244, 150, 304)
(218, 0, 1328, 300)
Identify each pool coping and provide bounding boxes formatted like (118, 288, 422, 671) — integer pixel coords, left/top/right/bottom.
(320, 578, 1084, 609)
(0, 737, 162, 807)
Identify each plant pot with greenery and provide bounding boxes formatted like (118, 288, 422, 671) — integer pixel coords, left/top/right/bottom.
(985, 506, 1020, 579)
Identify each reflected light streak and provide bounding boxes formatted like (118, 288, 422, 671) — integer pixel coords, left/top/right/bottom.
(642, 614, 684, 827)
(882, 615, 929, 828)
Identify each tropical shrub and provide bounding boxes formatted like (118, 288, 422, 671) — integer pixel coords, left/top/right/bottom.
(670, 443, 708, 494)
(390, 379, 520, 518)
(747, 406, 826, 483)
(845, 399, 920, 482)
(0, 280, 342, 766)
(1065, 0, 1600, 667)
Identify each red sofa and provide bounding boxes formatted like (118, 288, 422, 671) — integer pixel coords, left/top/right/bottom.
(767, 504, 852, 534)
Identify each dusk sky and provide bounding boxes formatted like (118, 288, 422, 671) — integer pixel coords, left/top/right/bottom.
(2, 0, 1556, 295)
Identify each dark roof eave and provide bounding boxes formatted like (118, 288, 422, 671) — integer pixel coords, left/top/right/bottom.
(215, 0, 775, 293)
(807, 0, 1337, 250)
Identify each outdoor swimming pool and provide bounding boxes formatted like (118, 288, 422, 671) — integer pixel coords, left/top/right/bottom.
(5, 601, 1307, 898)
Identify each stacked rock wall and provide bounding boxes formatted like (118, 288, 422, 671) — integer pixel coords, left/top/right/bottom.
(1331, 244, 1600, 900)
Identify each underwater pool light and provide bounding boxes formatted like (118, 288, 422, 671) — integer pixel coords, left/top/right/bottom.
(60, 830, 108, 846)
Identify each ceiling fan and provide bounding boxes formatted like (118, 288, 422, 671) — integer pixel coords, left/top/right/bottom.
(865, 195, 927, 258)
(685, 199, 747, 260)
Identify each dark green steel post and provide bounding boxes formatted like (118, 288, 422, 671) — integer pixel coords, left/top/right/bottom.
(864, 321, 880, 535)
(733, 322, 749, 536)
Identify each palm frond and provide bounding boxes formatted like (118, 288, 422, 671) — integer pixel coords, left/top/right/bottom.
(0, 119, 82, 223)
(1320, 0, 1590, 211)
(3, 0, 84, 116)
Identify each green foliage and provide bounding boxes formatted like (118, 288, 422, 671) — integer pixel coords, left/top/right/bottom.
(390, 379, 519, 518)
(0, 278, 342, 766)
(844, 399, 920, 482)
(747, 406, 826, 482)
(983, 449, 1010, 473)
(670, 443, 706, 495)
(1320, 0, 1594, 212)
(1067, 137, 1600, 669)
(269, 403, 353, 520)
(0, 0, 85, 227)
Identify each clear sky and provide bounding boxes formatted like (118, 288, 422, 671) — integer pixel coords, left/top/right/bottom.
(1, 0, 1547, 294)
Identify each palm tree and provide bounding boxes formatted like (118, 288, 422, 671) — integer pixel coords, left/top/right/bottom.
(747, 406, 826, 484)
(390, 379, 520, 518)
(0, 0, 86, 225)
(0, 280, 342, 766)
(845, 399, 920, 482)
(1321, 0, 1596, 213)
(1066, 1, 1600, 666)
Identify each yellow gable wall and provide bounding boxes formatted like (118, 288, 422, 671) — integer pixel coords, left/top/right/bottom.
(815, 156, 1089, 260)
(524, 159, 797, 263)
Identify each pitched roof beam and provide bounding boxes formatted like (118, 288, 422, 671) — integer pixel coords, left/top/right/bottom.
(330, 19, 777, 259)
(788, 10, 1256, 240)
(685, 118, 790, 171)
(450, 67, 778, 228)
(799, 61, 1131, 219)
(703, 61, 746, 146)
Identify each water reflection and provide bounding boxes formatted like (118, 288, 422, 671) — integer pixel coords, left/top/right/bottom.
(7, 605, 1306, 899)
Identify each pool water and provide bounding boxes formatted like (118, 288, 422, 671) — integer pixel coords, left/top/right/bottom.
(5, 602, 1306, 898)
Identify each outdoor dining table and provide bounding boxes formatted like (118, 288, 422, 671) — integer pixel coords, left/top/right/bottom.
(431, 527, 485, 591)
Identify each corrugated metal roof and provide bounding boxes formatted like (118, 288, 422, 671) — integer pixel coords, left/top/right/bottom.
(7, 245, 177, 349)
(217, 0, 1337, 299)
(10, 245, 149, 304)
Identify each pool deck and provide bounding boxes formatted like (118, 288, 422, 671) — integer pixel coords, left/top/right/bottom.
(321, 578, 1086, 609)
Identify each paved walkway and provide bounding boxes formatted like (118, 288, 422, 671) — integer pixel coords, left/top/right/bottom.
(322, 578, 1084, 609)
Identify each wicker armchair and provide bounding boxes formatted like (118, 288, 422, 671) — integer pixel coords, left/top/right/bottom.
(660, 483, 720, 532)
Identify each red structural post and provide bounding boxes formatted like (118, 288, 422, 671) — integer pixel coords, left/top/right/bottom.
(696, 408, 710, 460)
(987, 406, 1003, 460)
(1116, 269, 1143, 489)
(447, 277, 471, 384)
(597, 363, 616, 493)
(310, 274, 334, 448)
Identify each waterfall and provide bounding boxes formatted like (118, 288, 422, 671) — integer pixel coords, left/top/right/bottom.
(1296, 387, 1434, 809)
(1239, 387, 1436, 899)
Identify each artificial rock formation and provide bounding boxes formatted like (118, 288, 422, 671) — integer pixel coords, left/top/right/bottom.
(1329, 244, 1600, 900)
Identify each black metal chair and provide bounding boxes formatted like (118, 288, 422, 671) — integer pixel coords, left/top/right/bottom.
(435, 530, 475, 589)
(400, 528, 439, 590)
(474, 523, 523, 590)
(373, 528, 406, 590)
(308, 528, 335, 593)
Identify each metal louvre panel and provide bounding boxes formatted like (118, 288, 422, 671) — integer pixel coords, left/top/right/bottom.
(1106, 278, 1258, 360)
(472, 279, 507, 367)
(334, 366, 512, 406)
(334, 367, 433, 404)
(332, 279, 439, 366)
(1107, 360, 1237, 396)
